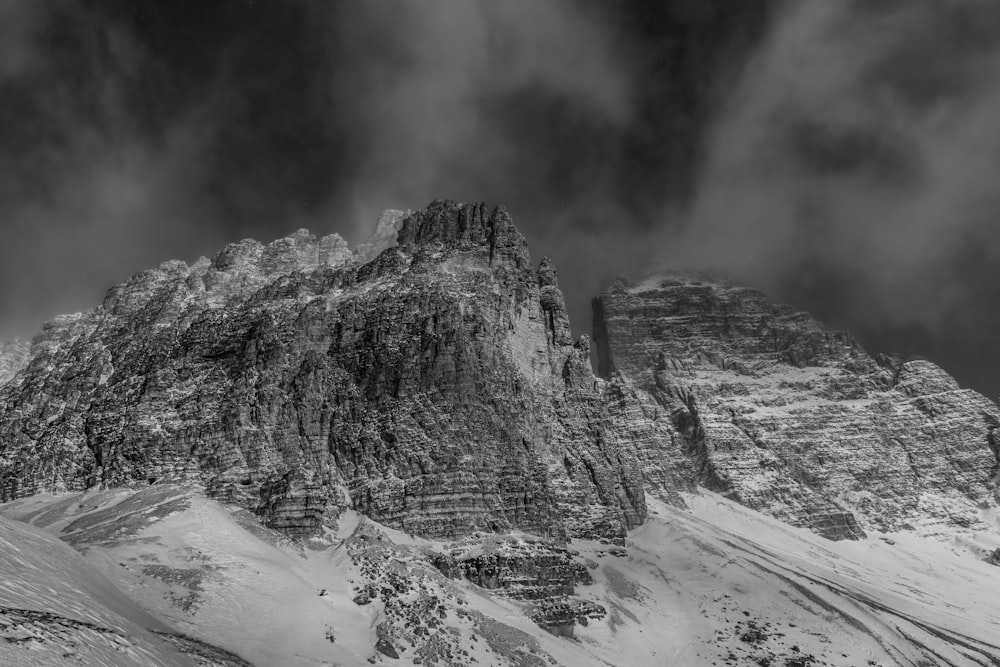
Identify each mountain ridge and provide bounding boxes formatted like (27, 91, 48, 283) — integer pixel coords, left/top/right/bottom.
(1, 200, 997, 546)
(3, 200, 1000, 664)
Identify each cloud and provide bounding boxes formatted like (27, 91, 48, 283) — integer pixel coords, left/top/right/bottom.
(0, 0, 648, 341)
(664, 0, 1000, 341)
(310, 0, 656, 334)
(0, 0, 49, 80)
(0, 0, 222, 339)
(325, 0, 636, 239)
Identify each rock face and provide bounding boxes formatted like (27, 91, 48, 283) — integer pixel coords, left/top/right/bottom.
(430, 535, 605, 637)
(0, 201, 647, 543)
(430, 537, 593, 601)
(594, 275, 1000, 539)
(0, 338, 29, 386)
(2, 203, 997, 546)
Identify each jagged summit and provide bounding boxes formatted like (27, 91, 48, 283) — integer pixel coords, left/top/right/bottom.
(595, 272, 863, 379)
(398, 200, 505, 246)
(96, 201, 529, 320)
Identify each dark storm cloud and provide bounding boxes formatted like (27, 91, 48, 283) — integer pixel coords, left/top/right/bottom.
(3, 0, 770, 347)
(319, 0, 657, 326)
(0, 0, 46, 79)
(318, 0, 774, 331)
(17, 0, 1000, 398)
(664, 0, 1000, 394)
(0, 0, 226, 339)
(327, 0, 631, 225)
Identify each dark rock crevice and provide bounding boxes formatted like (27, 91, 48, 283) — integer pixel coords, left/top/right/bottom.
(591, 296, 615, 379)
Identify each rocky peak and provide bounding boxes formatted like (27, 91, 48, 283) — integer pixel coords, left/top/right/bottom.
(536, 257, 571, 347)
(396, 200, 529, 269)
(100, 228, 356, 319)
(595, 275, 864, 379)
(537, 257, 559, 288)
(210, 229, 353, 277)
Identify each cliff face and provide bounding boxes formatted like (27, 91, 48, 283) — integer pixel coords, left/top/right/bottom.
(0, 201, 647, 543)
(3, 204, 997, 547)
(595, 275, 1000, 539)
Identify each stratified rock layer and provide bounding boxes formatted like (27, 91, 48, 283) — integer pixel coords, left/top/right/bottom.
(595, 275, 1000, 538)
(4, 203, 997, 546)
(0, 201, 647, 542)
(430, 536, 593, 601)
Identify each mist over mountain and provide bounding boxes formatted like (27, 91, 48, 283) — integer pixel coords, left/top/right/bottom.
(3, 0, 1000, 401)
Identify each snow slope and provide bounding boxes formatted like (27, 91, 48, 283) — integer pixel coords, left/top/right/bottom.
(569, 493, 1000, 666)
(6, 484, 1000, 666)
(0, 511, 216, 666)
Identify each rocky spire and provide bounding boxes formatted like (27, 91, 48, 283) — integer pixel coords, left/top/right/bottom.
(537, 257, 571, 346)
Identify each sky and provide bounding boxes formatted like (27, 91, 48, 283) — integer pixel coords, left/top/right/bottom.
(2, 0, 1000, 398)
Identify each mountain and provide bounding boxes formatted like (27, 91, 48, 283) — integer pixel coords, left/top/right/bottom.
(594, 275, 1000, 540)
(0, 200, 655, 544)
(5, 482, 1000, 666)
(2, 201, 1000, 666)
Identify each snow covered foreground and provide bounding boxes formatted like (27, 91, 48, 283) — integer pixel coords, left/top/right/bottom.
(3, 485, 1000, 666)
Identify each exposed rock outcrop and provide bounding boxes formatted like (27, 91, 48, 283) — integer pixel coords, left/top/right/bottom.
(0, 201, 648, 543)
(430, 536, 593, 601)
(594, 275, 1000, 539)
(430, 535, 605, 636)
(527, 597, 606, 637)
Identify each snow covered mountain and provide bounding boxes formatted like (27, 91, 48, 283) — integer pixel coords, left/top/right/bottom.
(2, 201, 1000, 665)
